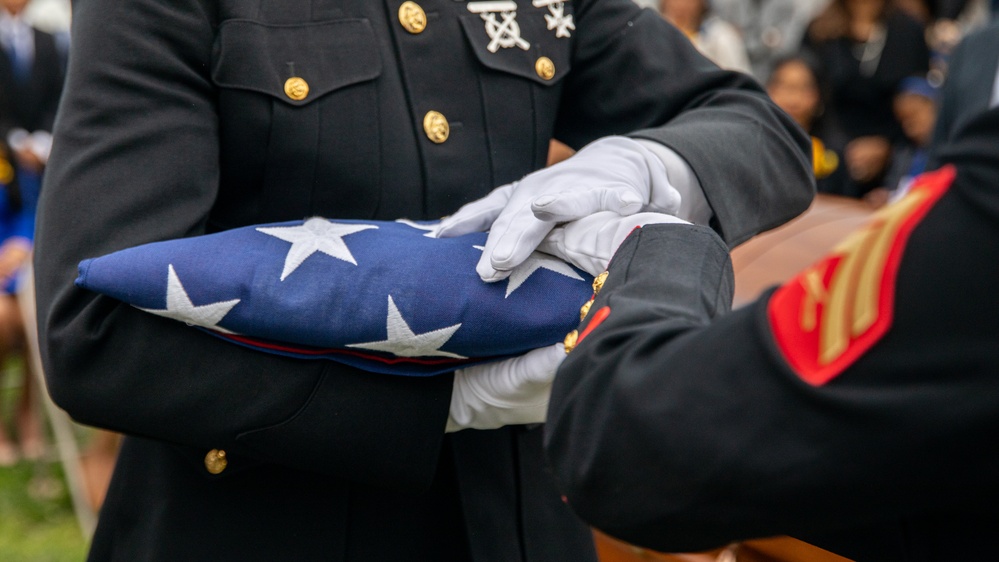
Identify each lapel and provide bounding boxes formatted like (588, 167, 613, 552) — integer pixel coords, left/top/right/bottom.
(965, 26, 999, 116)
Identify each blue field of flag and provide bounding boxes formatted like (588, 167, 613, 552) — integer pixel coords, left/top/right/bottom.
(76, 218, 593, 375)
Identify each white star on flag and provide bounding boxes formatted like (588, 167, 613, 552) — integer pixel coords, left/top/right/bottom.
(139, 264, 240, 332)
(347, 296, 466, 358)
(505, 251, 584, 298)
(257, 218, 378, 281)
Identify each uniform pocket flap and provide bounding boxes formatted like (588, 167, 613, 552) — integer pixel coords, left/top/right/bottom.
(458, 9, 571, 86)
(212, 19, 383, 106)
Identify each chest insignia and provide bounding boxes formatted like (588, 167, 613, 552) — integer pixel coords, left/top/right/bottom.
(766, 165, 955, 386)
(468, 1, 531, 52)
(532, 0, 574, 38)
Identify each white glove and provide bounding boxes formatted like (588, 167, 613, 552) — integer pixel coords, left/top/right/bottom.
(537, 211, 691, 277)
(446, 344, 565, 433)
(435, 136, 682, 282)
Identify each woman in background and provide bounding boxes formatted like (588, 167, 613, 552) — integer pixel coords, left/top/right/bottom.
(766, 53, 844, 192)
(804, 0, 929, 198)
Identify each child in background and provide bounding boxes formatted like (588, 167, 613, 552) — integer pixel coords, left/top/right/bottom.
(873, 76, 940, 206)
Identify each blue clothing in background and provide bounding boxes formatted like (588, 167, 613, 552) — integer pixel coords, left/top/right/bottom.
(0, 166, 40, 293)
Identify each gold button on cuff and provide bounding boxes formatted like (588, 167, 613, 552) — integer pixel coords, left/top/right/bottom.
(399, 1, 428, 34)
(204, 449, 228, 475)
(284, 77, 309, 101)
(535, 56, 555, 81)
(564, 330, 579, 354)
(592, 271, 609, 295)
(423, 110, 450, 144)
(579, 299, 593, 321)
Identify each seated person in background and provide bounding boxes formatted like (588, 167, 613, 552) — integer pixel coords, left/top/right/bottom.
(765, 53, 844, 192)
(659, 0, 752, 74)
(804, 0, 930, 199)
(874, 75, 940, 206)
(0, 143, 41, 466)
(710, 0, 829, 82)
(892, 0, 990, 93)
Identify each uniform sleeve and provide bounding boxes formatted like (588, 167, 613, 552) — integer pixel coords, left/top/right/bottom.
(544, 201, 999, 552)
(928, 27, 978, 166)
(34, 0, 451, 490)
(36, 30, 64, 134)
(556, 0, 815, 247)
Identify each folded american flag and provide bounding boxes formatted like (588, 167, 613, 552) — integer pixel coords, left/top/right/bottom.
(76, 218, 593, 376)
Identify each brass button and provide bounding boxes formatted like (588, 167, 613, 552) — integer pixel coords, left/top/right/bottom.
(563, 330, 579, 354)
(399, 1, 428, 34)
(535, 56, 555, 81)
(204, 449, 228, 475)
(579, 299, 593, 321)
(423, 110, 450, 143)
(284, 77, 309, 101)
(592, 271, 609, 295)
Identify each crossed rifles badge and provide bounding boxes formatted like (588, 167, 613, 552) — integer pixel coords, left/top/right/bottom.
(467, 0, 573, 54)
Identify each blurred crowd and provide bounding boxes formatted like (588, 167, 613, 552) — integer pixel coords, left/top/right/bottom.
(650, 0, 995, 206)
(0, 0, 65, 467)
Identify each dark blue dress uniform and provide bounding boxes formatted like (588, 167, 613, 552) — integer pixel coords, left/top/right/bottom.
(0, 22, 64, 141)
(34, 0, 812, 560)
(545, 108, 999, 561)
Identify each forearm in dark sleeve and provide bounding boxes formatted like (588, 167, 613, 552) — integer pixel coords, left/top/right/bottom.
(546, 196, 999, 550)
(557, 0, 815, 247)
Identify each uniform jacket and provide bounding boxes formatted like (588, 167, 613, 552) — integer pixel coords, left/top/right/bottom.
(0, 25, 63, 138)
(929, 21, 999, 165)
(34, 0, 812, 560)
(545, 108, 999, 561)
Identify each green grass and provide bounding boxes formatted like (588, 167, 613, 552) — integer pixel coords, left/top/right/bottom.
(0, 461, 89, 562)
(0, 356, 90, 562)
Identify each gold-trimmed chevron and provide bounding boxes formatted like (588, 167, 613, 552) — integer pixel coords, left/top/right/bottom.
(813, 190, 929, 365)
(768, 165, 956, 386)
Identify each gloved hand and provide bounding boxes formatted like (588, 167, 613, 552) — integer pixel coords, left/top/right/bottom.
(446, 343, 565, 433)
(537, 211, 691, 277)
(435, 136, 682, 282)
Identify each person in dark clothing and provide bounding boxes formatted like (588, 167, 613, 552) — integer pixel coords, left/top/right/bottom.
(804, 0, 930, 199)
(545, 105, 999, 562)
(33, 0, 813, 560)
